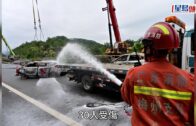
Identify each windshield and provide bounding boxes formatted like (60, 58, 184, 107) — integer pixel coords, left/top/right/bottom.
(129, 55, 143, 61)
(26, 63, 38, 67)
(115, 55, 128, 62)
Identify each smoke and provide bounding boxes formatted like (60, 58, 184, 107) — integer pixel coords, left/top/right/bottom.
(57, 43, 122, 86)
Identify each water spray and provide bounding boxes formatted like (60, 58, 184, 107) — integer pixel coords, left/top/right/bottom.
(57, 43, 122, 86)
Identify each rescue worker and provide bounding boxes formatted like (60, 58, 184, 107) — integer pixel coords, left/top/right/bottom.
(121, 22, 194, 126)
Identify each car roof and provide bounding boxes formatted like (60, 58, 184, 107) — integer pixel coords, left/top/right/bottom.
(119, 53, 144, 56)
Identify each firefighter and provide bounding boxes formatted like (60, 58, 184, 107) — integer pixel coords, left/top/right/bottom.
(121, 22, 194, 126)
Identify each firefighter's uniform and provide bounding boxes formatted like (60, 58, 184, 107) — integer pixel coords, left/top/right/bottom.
(121, 22, 194, 126)
(121, 58, 194, 125)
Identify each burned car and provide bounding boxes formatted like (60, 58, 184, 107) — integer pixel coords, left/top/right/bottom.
(16, 61, 67, 79)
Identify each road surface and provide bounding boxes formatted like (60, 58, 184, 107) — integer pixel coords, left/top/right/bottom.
(2, 64, 131, 126)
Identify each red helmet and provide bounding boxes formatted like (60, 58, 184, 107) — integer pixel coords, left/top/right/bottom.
(142, 22, 179, 49)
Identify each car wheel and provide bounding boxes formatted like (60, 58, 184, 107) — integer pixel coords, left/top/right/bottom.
(81, 75, 94, 92)
(60, 72, 66, 76)
(21, 74, 27, 80)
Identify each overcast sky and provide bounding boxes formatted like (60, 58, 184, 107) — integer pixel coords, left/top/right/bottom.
(2, 0, 194, 52)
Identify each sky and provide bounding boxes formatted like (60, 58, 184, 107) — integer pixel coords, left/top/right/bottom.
(2, 0, 194, 53)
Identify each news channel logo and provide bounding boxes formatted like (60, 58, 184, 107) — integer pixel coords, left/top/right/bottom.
(172, 4, 196, 13)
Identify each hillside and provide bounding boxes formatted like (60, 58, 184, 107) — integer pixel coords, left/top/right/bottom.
(13, 36, 107, 60)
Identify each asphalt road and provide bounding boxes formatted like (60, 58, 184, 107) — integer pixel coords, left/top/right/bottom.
(2, 64, 131, 126)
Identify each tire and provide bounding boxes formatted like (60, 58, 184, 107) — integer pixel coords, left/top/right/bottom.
(60, 72, 67, 76)
(81, 75, 94, 92)
(20, 74, 27, 80)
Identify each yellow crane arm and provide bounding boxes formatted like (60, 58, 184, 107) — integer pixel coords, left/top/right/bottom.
(2, 34, 16, 56)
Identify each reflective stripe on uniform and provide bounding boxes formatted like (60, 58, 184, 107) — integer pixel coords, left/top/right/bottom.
(152, 24, 170, 35)
(134, 86, 192, 100)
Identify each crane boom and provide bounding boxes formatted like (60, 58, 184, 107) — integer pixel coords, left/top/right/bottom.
(104, 0, 128, 55)
(2, 34, 16, 56)
(107, 0, 122, 42)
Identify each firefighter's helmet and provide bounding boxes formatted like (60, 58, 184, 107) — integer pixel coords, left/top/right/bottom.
(142, 22, 179, 49)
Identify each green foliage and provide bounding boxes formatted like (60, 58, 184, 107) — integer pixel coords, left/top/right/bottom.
(124, 39, 143, 52)
(124, 39, 135, 47)
(69, 38, 107, 55)
(103, 42, 111, 48)
(133, 42, 144, 52)
(13, 36, 107, 59)
(13, 36, 143, 60)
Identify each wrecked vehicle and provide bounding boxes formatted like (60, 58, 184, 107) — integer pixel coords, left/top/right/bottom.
(16, 61, 67, 79)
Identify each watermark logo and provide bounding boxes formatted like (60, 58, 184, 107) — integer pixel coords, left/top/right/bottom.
(172, 4, 196, 13)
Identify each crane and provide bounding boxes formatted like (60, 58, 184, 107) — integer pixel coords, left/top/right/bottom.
(103, 0, 128, 55)
(2, 34, 15, 56)
(1, 34, 20, 62)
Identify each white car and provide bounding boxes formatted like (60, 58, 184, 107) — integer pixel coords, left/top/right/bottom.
(112, 53, 145, 65)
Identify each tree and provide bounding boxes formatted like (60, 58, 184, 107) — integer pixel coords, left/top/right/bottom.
(133, 42, 144, 52)
(13, 36, 107, 59)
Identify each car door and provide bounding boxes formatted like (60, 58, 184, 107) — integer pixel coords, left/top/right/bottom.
(23, 63, 38, 77)
(126, 55, 138, 64)
(38, 62, 51, 78)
